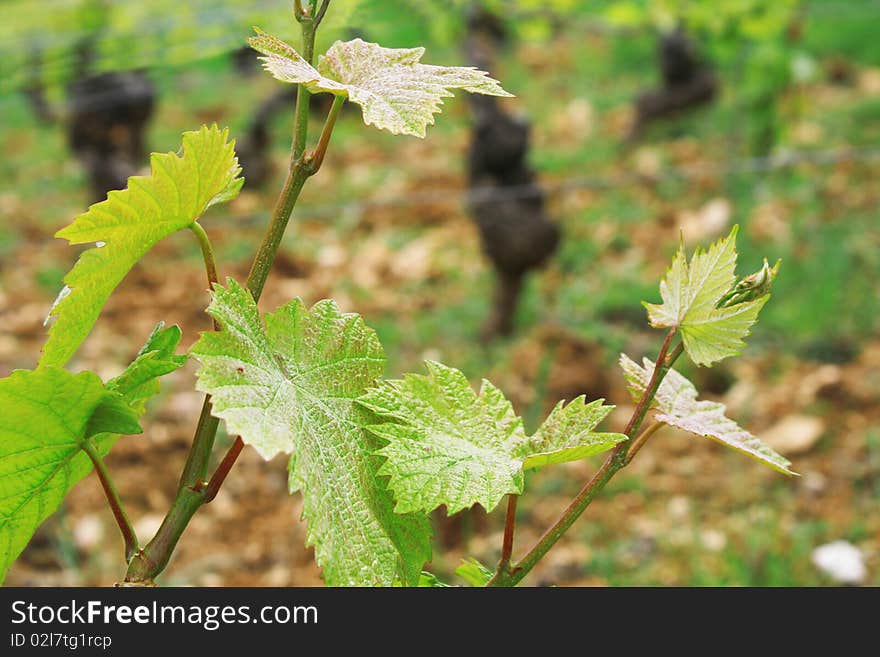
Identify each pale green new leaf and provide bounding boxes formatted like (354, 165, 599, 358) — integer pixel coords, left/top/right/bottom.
(456, 557, 493, 587)
(643, 226, 770, 366)
(523, 396, 627, 470)
(360, 361, 527, 514)
(105, 322, 187, 415)
(619, 354, 796, 475)
(42, 125, 243, 367)
(0, 325, 185, 584)
(189, 279, 431, 586)
(248, 30, 512, 137)
(360, 362, 622, 514)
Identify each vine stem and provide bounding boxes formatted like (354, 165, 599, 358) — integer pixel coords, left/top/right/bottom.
(621, 329, 678, 439)
(173, 225, 221, 497)
(314, 0, 331, 24)
(188, 222, 218, 288)
(83, 441, 138, 563)
(487, 329, 682, 587)
(495, 494, 519, 574)
(203, 437, 244, 503)
(246, 168, 310, 300)
(624, 420, 663, 466)
(124, 9, 339, 584)
(307, 95, 345, 174)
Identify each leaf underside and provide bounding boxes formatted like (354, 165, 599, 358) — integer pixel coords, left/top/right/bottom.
(0, 323, 184, 584)
(189, 279, 431, 586)
(643, 226, 769, 366)
(248, 30, 513, 137)
(619, 354, 796, 475)
(360, 362, 624, 515)
(41, 125, 242, 367)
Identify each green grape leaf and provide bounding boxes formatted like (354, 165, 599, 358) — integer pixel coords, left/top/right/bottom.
(619, 354, 796, 475)
(643, 226, 771, 366)
(523, 396, 627, 470)
(456, 557, 494, 587)
(418, 571, 451, 587)
(83, 393, 142, 439)
(360, 361, 526, 514)
(0, 326, 185, 584)
(360, 362, 622, 514)
(41, 125, 243, 367)
(248, 30, 513, 137)
(0, 369, 137, 584)
(189, 279, 431, 586)
(105, 322, 188, 415)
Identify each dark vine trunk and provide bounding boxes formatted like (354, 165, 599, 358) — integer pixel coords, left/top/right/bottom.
(464, 7, 559, 340)
(20, 34, 157, 203)
(235, 87, 297, 188)
(629, 27, 717, 139)
(66, 69, 156, 203)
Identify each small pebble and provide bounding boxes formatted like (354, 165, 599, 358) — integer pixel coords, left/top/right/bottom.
(812, 540, 867, 585)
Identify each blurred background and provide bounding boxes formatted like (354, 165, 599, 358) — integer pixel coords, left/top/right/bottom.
(1, 0, 878, 586)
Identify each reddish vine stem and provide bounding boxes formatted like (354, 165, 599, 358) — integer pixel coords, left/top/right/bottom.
(621, 329, 678, 439)
(83, 441, 138, 563)
(307, 95, 345, 174)
(209, 73, 341, 485)
(315, 0, 331, 23)
(624, 420, 663, 465)
(203, 437, 244, 503)
(124, 8, 340, 584)
(496, 494, 519, 573)
(487, 330, 682, 587)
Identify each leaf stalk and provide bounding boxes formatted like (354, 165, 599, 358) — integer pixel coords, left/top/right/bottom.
(188, 222, 218, 288)
(203, 437, 244, 503)
(495, 494, 519, 575)
(624, 420, 664, 466)
(83, 440, 138, 563)
(487, 330, 682, 587)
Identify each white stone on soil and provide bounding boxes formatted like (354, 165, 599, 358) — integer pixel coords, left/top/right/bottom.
(811, 540, 867, 585)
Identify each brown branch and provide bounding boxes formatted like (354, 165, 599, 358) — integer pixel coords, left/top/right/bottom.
(624, 420, 664, 465)
(495, 494, 519, 575)
(203, 437, 245, 503)
(488, 330, 683, 586)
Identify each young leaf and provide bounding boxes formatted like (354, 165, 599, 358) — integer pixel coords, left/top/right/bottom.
(248, 30, 513, 137)
(455, 557, 494, 587)
(360, 361, 527, 514)
(41, 125, 243, 367)
(523, 397, 627, 470)
(189, 279, 431, 586)
(360, 362, 623, 514)
(0, 368, 138, 583)
(643, 226, 772, 366)
(0, 326, 185, 583)
(418, 571, 451, 587)
(619, 354, 796, 475)
(105, 322, 188, 415)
